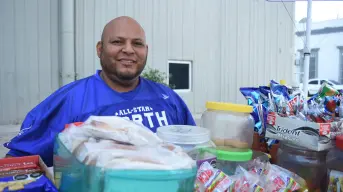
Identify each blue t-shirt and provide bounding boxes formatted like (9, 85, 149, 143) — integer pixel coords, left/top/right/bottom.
(4, 70, 196, 167)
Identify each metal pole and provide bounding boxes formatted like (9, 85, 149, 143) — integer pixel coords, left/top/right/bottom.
(60, 0, 76, 85)
(302, 0, 312, 96)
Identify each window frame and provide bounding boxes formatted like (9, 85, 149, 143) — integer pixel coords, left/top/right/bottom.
(167, 60, 192, 92)
(338, 46, 343, 84)
(298, 48, 319, 83)
(309, 80, 318, 85)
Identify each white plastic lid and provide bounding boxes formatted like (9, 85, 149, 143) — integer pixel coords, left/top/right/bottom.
(156, 125, 211, 145)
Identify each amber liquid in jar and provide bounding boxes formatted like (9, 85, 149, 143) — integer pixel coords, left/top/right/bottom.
(326, 135, 343, 192)
(276, 142, 328, 192)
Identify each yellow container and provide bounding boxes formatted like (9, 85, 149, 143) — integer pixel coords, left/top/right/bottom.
(201, 102, 254, 149)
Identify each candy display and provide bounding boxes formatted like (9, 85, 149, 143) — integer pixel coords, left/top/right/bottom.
(240, 80, 343, 151)
(195, 159, 308, 192)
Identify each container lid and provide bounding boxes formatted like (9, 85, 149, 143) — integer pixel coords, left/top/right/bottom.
(205, 102, 253, 113)
(280, 80, 286, 85)
(204, 147, 253, 162)
(336, 135, 343, 150)
(156, 125, 210, 145)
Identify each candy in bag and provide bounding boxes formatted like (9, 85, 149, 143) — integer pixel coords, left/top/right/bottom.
(195, 161, 234, 192)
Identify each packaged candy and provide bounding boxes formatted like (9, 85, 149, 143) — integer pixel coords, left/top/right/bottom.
(240, 88, 261, 106)
(318, 83, 339, 98)
(240, 87, 265, 135)
(196, 161, 233, 192)
(231, 166, 265, 192)
(0, 173, 58, 192)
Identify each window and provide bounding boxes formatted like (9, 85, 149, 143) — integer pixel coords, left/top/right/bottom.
(339, 47, 343, 83)
(329, 79, 341, 85)
(309, 80, 318, 85)
(168, 60, 192, 91)
(298, 49, 319, 83)
(320, 80, 332, 86)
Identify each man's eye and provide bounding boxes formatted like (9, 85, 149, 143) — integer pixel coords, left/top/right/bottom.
(134, 42, 144, 46)
(112, 40, 122, 44)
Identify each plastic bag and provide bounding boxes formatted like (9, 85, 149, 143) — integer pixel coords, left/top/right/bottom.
(195, 161, 234, 192)
(57, 116, 195, 170)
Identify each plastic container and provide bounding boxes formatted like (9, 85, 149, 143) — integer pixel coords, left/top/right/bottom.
(276, 142, 328, 192)
(53, 135, 197, 192)
(212, 146, 253, 175)
(201, 101, 254, 149)
(156, 125, 216, 168)
(326, 135, 343, 192)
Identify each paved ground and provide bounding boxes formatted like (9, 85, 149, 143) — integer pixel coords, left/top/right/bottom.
(0, 124, 20, 157)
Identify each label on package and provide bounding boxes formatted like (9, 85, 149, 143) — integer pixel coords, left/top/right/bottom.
(327, 170, 343, 192)
(265, 112, 333, 151)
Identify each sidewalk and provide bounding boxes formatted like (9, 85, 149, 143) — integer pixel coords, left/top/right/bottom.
(0, 124, 20, 157)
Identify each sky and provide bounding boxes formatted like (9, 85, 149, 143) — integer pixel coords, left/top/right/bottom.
(295, 1, 343, 22)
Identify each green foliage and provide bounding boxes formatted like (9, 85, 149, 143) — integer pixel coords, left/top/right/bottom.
(141, 67, 175, 89)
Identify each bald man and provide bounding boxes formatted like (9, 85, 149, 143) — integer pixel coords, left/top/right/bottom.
(4, 16, 195, 166)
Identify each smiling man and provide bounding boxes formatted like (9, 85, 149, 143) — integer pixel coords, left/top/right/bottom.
(4, 16, 195, 167)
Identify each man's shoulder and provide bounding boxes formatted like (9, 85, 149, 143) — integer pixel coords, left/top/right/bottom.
(30, 75, 97, 112)
(141, 78, 177, 95)
(52, 75, 97, 98)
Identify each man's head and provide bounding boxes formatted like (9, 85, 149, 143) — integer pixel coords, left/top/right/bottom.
(96, 16, 148, 86)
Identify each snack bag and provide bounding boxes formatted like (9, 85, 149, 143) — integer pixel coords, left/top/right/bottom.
(231, 166, 265, 192)
(0, 173, 58, 192)
(264, 164, 306, 192)
(196, 162, 233, 192)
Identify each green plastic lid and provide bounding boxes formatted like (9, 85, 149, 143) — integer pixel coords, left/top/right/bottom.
(202, 146, 253, 162)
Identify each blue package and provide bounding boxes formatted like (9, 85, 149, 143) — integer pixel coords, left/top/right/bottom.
(239, 87, 261, 105)
(0, 173, 58, 192)
(240, 87, 268, 135)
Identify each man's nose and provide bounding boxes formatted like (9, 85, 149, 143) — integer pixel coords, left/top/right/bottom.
(122, 42, 134, 54)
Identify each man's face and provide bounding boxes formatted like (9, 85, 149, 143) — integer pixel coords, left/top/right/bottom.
(97, 20, 148, 81)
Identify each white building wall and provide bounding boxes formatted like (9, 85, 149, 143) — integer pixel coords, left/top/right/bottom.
(0, 0, 60, 125)
(75, 0, 295, 116)
(0, 0, 295, 125)
(295, 19, 343, 83)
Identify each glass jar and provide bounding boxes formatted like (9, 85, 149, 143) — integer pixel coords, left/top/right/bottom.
(276, 142, 328, 192)
(201, 102, 254, 149)
(156, 125, 216, 168)
(213, 146, 253, 176)
(326, 135, 343, 192)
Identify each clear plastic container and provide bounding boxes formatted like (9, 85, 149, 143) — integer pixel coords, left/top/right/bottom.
(156, 125, 217, 168)
(276, 142, 328, 192)
(326, 135, 343, 192)
(201, 101, 254, 149)
(212, 146, 253, 175)
(53, 135, 197, 192)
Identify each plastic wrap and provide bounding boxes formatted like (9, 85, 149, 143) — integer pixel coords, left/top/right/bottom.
(54, 116, 196, 192)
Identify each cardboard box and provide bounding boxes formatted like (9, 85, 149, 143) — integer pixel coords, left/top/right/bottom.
(0, 155, 54, 183)
(265, 112, 337, 151)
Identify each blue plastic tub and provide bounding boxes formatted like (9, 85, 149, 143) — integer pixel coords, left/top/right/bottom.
(53, 136, 197, 192)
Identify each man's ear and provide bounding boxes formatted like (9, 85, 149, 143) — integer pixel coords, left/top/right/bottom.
(96, 41, 103, 58)
(146, 44, 149, 56)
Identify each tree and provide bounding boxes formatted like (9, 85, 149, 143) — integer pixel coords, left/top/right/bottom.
(141, 67, 175, 89)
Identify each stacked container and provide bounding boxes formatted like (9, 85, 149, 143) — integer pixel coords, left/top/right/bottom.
(201, 101, 255, 175)
(156, 125, 217, 168)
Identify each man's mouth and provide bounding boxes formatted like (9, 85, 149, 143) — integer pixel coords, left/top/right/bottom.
(118, 59, 136, 66)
